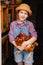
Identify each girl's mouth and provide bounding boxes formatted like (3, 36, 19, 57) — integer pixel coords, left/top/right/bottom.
(21, 17, 25, 19)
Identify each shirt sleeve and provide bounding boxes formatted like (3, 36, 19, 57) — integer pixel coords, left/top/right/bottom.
(28, 22, 37, 39)
(8, 22, 14, 43)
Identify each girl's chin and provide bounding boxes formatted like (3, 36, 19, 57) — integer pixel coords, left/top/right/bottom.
(20, 19, 25, 21)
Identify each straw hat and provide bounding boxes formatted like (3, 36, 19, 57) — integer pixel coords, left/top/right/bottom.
(15, 3, 32, 16)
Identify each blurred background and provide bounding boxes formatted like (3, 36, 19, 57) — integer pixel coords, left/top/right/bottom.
(1, 0, 43, 65)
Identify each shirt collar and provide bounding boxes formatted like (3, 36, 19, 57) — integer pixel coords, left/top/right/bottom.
(16, 20, 27, 26)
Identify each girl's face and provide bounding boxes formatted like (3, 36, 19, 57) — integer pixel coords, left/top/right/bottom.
(18, 10, 28, 22)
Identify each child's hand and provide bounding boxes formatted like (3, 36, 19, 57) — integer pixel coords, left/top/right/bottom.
(17, 46, 24, 51)
(21, 41, 28, 47)
(17, 46, 21, 50)
(21, 41, 31, 47)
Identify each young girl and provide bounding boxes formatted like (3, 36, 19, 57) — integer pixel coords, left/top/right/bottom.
(8, 3, 37, 65)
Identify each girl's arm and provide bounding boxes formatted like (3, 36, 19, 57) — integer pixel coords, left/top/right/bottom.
(27, 22, 37, 44)
(24, 36, 37, 45)
(21, 22, 37, 48)
(8, 22, 19, 49)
